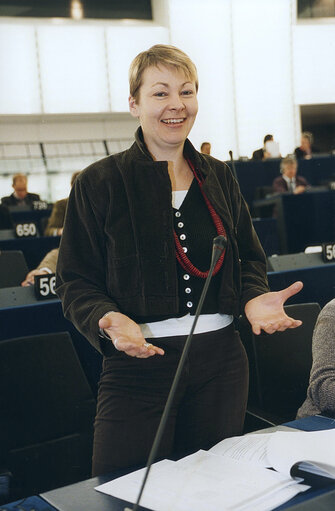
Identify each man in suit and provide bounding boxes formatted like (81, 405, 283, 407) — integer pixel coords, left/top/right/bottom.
(272, 156, 309, 194)
(1, 173, 40, 208)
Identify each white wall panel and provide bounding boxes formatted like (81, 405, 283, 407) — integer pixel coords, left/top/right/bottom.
(232, 0, 295, 158)
(37, 25, 109, 113)
(106, 25, 169, 112)
(0, 24, 40, 114)
(293, 24, 335, 105)
(168, 0, 236, 160)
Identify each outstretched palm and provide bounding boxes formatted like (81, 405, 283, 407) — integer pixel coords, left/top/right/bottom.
(245, 281, 303, 335)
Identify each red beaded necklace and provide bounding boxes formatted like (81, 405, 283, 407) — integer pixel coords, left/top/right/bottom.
(174, 157, 227, 278)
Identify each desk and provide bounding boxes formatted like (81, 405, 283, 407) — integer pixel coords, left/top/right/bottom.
(9, 207, 52, 236)
(268, 263, 335, 309)
(228, 155, 335, 208)
(37, 416, 335, 511)
(0, 299, 102, 397)
(0, 235, 60, 269)
(252, 217, 279, 256)
(253, 190, 335, 254)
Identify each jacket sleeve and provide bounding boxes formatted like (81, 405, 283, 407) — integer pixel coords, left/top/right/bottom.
(272, 177, 287, 194)
(55, 174, 119, 354)
(37, 248, 59, 273)
(298, 176, 309, 187)
(307, 301, 335, 415)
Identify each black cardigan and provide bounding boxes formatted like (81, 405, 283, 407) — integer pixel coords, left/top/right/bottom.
(56, 128, 269, 355)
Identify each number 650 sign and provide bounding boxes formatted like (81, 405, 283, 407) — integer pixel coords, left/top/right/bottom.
(34, 273, 57, 300)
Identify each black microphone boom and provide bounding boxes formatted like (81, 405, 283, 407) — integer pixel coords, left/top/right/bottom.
(228, 150, 238, 181)
(125, 235, 227, 511)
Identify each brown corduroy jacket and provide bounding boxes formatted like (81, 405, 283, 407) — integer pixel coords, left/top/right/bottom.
(56, 128, 269, 355)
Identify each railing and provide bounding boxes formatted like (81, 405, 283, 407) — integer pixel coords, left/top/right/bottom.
(0, 137, 134, 202)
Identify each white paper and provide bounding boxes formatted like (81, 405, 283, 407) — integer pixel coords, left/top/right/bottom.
(208, 433, 271, 467)
(267, 429, 335, 476)
(95, 451, 308, 511)
(94, 429, 335, 511)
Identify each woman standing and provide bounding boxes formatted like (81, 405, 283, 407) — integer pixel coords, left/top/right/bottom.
(56, 45, 302, 477)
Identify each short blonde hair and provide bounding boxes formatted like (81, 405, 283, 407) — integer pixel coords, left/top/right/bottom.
(129, 44, 198, 102)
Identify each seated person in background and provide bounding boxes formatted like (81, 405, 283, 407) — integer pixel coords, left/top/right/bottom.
(252, 134, 275, 160)
(0, 204, 13, 229)
(272, 156, 309, 194)
(1, 173, 40, 208)
(297, 298, 335, 419)
(200, 141, 211, 155)
(294, 132, 317, 160)
(21, 248, 58, 286)
(44, 171, 80, 236)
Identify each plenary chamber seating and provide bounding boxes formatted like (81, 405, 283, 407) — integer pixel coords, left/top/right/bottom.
(0, 331, 96, 503)
(239, 302, 321, 431)
(0, 250, 29, 288)
(0, 236, 60, 271)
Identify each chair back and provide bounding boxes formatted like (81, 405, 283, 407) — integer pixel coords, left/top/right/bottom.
(0, 250, 29, 288)
(239, 302, 321, 425)
(0, 331, 96, 501)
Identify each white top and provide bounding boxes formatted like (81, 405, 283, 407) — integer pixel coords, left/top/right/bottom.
(139, 313, 233, 338)
(172, 189, 187, 209)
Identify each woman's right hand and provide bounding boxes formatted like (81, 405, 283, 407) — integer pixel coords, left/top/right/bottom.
(98, 311, 165, 358)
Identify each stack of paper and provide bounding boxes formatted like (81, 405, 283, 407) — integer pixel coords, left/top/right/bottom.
(95, 428, 335, 511)
(210, 428, 335, 478)
(95, 452, 307, 511)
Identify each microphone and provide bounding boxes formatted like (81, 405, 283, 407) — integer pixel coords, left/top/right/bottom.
(228, 150, 238, 181)
(125, 235, 227, 511)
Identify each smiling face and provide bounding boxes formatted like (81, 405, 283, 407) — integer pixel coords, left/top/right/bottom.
(129, 65, 198, 159)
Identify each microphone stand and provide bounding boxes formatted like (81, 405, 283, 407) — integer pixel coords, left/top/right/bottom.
(125, 235, 227, 511)
(228, 150, 238, 182)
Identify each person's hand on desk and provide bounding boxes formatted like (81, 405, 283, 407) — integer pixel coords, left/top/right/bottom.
(21, 268, 49, 287)
(294, 185, 306, 194)
(244, 281, 303, 335)
(99, 311, 165, 358)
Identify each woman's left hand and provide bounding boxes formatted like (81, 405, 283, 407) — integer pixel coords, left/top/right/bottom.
(244, 281, 303, 335)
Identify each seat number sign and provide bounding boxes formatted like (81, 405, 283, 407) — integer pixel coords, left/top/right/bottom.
(322, 242, 335, 262)
(34, 273, 57, 300)
(15, 222, 37, 238)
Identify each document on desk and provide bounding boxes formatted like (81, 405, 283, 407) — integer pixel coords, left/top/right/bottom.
(210, 428, 335, 480)
(95, 451, 308, 511)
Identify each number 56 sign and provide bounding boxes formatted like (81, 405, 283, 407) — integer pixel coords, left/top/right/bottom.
(322, 242, 335, 263)
(34, 273, 57, 300)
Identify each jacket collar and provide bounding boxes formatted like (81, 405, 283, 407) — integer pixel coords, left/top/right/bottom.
(130, 127, 234, 232)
